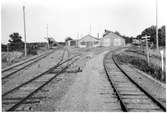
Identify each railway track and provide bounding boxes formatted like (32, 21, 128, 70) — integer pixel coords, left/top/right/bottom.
(103, 50, 166, 112)
(2, 49, 58, 80)
(2, 53, 80, 111)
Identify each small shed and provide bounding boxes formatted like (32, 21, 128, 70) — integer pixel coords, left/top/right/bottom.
(67, 40, 77, 47)
(77, 34, 100, 48)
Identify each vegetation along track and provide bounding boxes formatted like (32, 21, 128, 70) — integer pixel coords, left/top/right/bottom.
(103, 50, 166, 112)
(2, 53, 80, 111)
(2, 49, 58, 80)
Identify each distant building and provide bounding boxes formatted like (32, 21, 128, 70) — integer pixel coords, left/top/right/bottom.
(77, 34, 100, 48)
(132, 38, 141, 45)
(67, 40, 77, 47)
(66, 30, 126, 48)
(100, 30, 125, 47)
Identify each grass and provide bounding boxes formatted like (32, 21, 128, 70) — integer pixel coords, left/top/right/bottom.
(114, 53, 166, 83)
(126, 46, 166, 60)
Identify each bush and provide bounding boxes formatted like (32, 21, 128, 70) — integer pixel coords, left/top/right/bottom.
(2, 56, 7, 62)
(1, 44, 7, 52)
(27, 49, 37, 55)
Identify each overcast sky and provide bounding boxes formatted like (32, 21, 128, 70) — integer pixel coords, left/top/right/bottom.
(1, 0, 167, 44)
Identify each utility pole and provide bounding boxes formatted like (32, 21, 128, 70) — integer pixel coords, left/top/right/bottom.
(143, 36, 150, 63)
(46, 24, 49, 49)
(97, 33, 99, 38)
(77, 33, 79, 39)
(90, 24, 91, 35)
(7, 43, 10, 63)
(23, 6, 27, 56)
(156, 0, 159, 50)
(160, 50, 164, 80)
(146, 36, 149, 63)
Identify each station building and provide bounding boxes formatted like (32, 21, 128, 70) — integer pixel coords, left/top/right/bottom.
(77, 34, 100, 48)
(66, 30, 125, 48)
(100, 30, 125, 47)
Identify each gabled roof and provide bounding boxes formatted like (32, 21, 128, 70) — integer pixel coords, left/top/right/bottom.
(103, 31, 124, 40)
(79, 34, 100, 41)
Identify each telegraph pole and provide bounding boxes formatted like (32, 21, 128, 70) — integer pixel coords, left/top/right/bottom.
(160, 50, 164, 80)
(77, 33, 79, 39)
(97, 33, 99, 38)
(90, 24, 92, 35)
(156, 0, 159, 50)
(146, 36, 150, 63)
(23, 6, 27, 56)
(46, 24, 48, 39)
(46, 24, 49, 49)
(142, 36, 150, 63)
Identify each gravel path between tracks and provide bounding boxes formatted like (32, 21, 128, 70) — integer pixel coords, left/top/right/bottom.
(20, 50, 121, 111)
(2, 50, 65, 94)
(51, 51, 121, 111)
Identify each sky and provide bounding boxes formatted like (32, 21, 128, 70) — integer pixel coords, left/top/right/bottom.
(1, 0, 167, 44)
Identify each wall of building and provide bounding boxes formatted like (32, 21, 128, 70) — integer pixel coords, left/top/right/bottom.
(101, 33, 125, 47)
(100, 38, 111, 47)
(77, 35, 100, 48)
(66, 33, 125, 48)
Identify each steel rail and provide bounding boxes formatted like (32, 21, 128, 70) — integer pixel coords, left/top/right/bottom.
(2, 54, 80, 97)
(2, 49, 56, 73)
(2, 49, 57, 80)
(103, 54, 128, 112)
(7, 57, 79, 111)
(2, 52, 52, 80)
(112, 52, 166, 112)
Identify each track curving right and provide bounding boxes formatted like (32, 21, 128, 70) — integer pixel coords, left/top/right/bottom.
(103, 50, 165, 112)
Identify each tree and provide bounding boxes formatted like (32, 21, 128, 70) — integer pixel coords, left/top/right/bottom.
(114, 31, 121, 36)
(158, 26, 165, 46)
(136, 34, 142, 40)
(103, 29, 111, 37)
(8, 32, 24, 51)
(122, 35, 133, 44)
(65, 37, 73, 42)
(141, 26, 156, 45)
(1, 44, 7, 52)
(140, 25, 165, 47)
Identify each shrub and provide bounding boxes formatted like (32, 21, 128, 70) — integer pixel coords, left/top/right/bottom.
(27, 49, 37, 55)
(2, 56, 7, 62)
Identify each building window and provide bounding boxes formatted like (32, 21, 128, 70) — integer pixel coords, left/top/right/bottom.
(94, 41, 99, 44)
(81, 41, 86, 45)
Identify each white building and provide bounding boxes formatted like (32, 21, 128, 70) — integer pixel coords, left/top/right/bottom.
(77, 34, 100, 48)
(100, 31, 125, 47)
